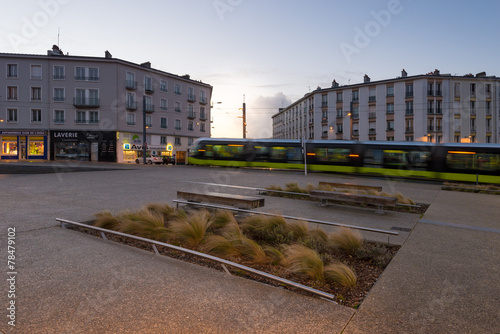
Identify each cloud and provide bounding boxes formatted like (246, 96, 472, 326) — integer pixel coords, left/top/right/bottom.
(246, 92, 292, 138)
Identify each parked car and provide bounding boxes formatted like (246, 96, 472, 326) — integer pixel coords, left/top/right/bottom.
(135, 155, 162, 164)
(162, 155, 175, 165)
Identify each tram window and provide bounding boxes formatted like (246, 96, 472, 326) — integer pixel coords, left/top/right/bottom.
(365, 149, 431, 170)
(213, 144, 244, 160)
(314, 148, 351, 163)
(447, 152, 500, 172)
(269, 146, 302, 162)
(364, 149, 384, 167)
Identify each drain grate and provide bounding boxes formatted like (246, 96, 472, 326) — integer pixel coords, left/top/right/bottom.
(391, 226, 412, 232)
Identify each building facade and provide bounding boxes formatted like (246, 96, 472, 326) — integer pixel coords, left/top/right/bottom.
(0, 46, 212, 163)
(273, 70, 500, 144)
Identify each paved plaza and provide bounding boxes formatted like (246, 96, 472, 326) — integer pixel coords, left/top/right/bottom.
(0, 162, 499, 333)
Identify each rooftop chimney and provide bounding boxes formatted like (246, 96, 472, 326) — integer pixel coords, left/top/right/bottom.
(105, 50, 112, 59)
(331, 79, 339, 88)
(434, 69, 440, 75)
(401, 69, 407, 77)
(140, 61, 151, 68)
(48, 44, 64, 56)
(364, 74, 370, 83)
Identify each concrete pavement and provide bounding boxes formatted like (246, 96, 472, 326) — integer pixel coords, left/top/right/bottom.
(0, 162, 498, 333)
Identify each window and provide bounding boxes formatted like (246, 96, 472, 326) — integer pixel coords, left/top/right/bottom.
(188, 87, 195, 101)
(160, 136, 167, 144)
(53, 66, 65, 79)
(336, 92, 343, 102)
(427, 82, 434, 96)
(7, 109, 18, 122)
(144, 95, 153, 112)
(144, 76, 153, 92)
(161, 117, 167, 129)
(31, 65, 42, 79)
(387, 120, 394, 130)
(436, 100, 442, 114)
(387, 136, 394, 141)
(470, 101, 476, 114)
(436, 83, 442, 96)
(7, 64, 18, 78)
(470, 83, 475, 97)
(322, 94, 328, 107)
(88, 68, 99, 81)
(200, 122, 206, 132)
(126, 72, 136, 89)
(336, 108, 343, 118)
(175, 119, 181, 130)
(160, 99, 168, 110)
(188, 121, 194, 131)
(175, 101, 181, 112)
(126, 92, 136, 109)
(54, 110, 65, 124)
(406, 101, 413, 115)
(486, 84, 491, 96)
(352, 106, 359, 119)
(405, 136, 413, 141)
(369, 87, 376, 102)
(75, 67, 86, 80)
(7, 86, 18, 100)
(200, 107, 206, 119)
(405, 119, 413, 132)
(470, 118, 476, 132)
(160, 80, 167, 92)
(352, 90, 359, 102)
(175, 137, 181, 145)
(405, 83, 413, 97)
(145, 115, 152, 127)
(427, 100, 434, 114)
(386, 103, 394, 114)
(336, 124, 343, 133)
(386, 86, 394, 97)
(126, 112, 135, 125)
(188, 138, 194, 146)
(200, 90, 207, 104)
(188, 104, 194, 118)
(31, 109, 42, 123)
(174, 84, 182, 95)
(454, 82, 461, 98)
(54, 88, 65, 102)
(76, 111, 86, 123)
(31, 87, 42, 101)
(89, 111, 99, 124)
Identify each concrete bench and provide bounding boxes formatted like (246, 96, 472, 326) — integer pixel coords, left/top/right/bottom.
(309, 190, 396, 213)
(318, 181, 383, 192)
(177, 191, 265, 210)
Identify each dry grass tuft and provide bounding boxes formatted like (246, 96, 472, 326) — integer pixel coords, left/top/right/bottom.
(284, 244, 324, 281)
(235, 236, 269, 264)
(211, 210, 237, 231)
(145, 203, 178, 224)
(93, 211, 121, 230)
(288, 221, 309, 239)
(169, 210, 213, 247)
(263, 246, 284, 265)
(330, 227, 363, 255)
(202, 235, 240, 258)
(114, 209, 170, 241)
(324, 262, 357, 287)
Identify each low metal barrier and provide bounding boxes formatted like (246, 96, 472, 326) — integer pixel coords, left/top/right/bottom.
(57, 218, 337, 301)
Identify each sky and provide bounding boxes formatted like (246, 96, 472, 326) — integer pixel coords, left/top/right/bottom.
(1, 0, 499, 138)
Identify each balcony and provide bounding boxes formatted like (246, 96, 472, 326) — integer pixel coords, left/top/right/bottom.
(187, 112, 196, 119)
(321, 116, 328, 124)
(352, 113, 359, 120)
(405, 127, 413, 133)
(73, 98, 100, 108)
(352, 129, 359, 136)
(75, 76, 99, 81)
(322, 102, 328, 108)
(126, 121, 135, 126)
(427, 108, 434, 114)
(427, 90, 434, 96)
(126, 80, 137, 90)
(199, 112, 207, 120)
(53, 118, 65, 124)
(144, 104, 155, 113)
(126, 101, 138, 110)
(145, 85, 154, 94)
(368, 96, 376, 102)
(405, 91, 414, 98)
(322, 131, 328, 138)
(199, 97, 207, 105)
(76, 119, 100, 124)
(369, 129, 376, 135)
(369, 112, 376, 119)
(427, 126, 434, 132)
(187, 94, 196, 102)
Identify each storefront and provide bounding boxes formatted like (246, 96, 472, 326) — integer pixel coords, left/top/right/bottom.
(118, 133, 172, 163)
(50, 131, 116, 162)
(0, 130, 48, 160)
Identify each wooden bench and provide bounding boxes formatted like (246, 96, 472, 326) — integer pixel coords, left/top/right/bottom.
(177, 191, 265, 210)
(309, 190, 396, 213)
(318, 181, 383, 192)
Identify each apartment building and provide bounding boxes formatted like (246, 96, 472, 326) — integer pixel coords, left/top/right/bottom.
(273, 69, 500, 144)
(0, 46, 212, 163)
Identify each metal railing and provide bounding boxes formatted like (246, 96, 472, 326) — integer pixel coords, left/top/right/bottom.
(57, 218, 337, 301)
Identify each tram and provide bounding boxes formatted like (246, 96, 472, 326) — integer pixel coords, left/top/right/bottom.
(188, 138, 500, 184)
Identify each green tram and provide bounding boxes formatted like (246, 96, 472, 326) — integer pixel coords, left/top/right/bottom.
(188, 138, 500, 184)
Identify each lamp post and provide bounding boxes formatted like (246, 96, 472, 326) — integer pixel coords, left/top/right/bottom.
(142, 96, 147, 164)
(242, 95, 246, 139)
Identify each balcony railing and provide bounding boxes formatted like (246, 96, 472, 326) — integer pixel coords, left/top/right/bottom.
(126, 101, 138, 110)
(53, 118, 65, 124)
(321, 116, 328, 123)
(369, 112, 376, 119)
(75, 76, 99, 81)
(187, 112, 196, 119)
(322, 102, 328, 107)
(187, 94, 196, 102)
(405, 91, 414, 98)
(199, 97, 207, 104)
(144, 104, 155, 112)
(368, 96, 376, 102)
(427, 90, 434, 96)
(427, 108, 434, 114)
(427, 126, 434, 132)
(199, 112, 207, 120)
(73, 98, 100, 108)
(405, 127, 413, 133)
(352, 113, 359, 120)
(369, 129, 376, 135)
(322, 131, 328, 138)
(76, 119, 100, 124)
(126, 80, 137, 90)
(352, 129, 359, 136)
(145, 85, 154, 93)
(126, 121, 135, 126)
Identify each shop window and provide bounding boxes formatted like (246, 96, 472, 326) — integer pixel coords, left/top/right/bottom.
(2, 136, 18, 155)
(29, 137, 44, 156)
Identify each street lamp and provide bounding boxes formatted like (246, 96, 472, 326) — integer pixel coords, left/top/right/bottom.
(142, 96, 147, 164)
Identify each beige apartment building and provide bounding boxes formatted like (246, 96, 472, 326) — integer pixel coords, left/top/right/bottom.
(0, 46, 212, 163)
(273, 69, 500, 144)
